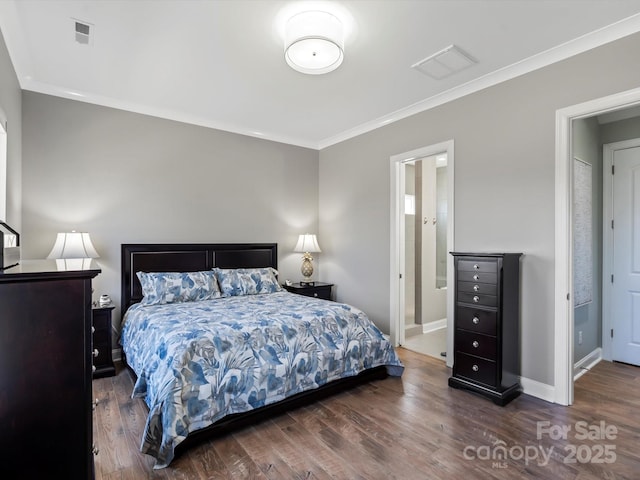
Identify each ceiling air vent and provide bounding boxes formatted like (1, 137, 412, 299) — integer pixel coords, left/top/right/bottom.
(73, 19, 93, 45)
(412, 45, 476, 80)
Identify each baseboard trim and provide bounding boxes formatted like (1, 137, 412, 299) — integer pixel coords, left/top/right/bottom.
(573, 347, 602, 381)
(113, 347, 123, 362)
(422, 319, 447, 334)
(520, 376, 556, 403)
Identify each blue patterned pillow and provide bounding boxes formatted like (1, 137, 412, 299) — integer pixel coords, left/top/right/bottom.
(213, 267, 283, 297)
(137, 271, 221, 305)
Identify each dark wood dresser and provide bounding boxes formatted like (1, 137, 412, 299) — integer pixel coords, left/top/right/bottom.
(449, 252, 522, 406)
(0, 260, 101, 478)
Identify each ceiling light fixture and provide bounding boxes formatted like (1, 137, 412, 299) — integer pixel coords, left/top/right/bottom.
(284, 10, 344, 75)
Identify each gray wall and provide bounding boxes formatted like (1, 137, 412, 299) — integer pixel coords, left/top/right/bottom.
(319, 32, 640, 387)
(572, 116, 602, 363)
(21, 92, 319, 330)
(0, 28, 22, 230)
(600, 116, 640, 144)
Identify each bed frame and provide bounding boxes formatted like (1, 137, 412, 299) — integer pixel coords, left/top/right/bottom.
(120, 243, 388, 457)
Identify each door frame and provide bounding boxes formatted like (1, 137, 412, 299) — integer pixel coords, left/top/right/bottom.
(389, 140, 455, 367)
(602, 138, 640, 362)
(555, 86, 640, 405)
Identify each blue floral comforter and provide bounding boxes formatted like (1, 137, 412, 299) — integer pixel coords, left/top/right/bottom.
(120, 291, 404, 468)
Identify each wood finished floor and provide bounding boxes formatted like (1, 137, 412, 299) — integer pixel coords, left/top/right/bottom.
(92, 348, 640, 479)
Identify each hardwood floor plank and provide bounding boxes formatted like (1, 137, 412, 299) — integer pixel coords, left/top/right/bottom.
(93, 349, 640, 479)
(212, 433, 268, 479)
(282, 414, 368, 480)
(232, 425, 303, 479)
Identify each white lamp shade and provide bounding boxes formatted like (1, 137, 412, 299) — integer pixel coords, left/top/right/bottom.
(285, 11, 344, 75)
(294, 234, 321, 253)
(47, 231, 99, 259)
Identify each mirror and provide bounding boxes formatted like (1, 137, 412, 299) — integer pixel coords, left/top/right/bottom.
(435, 158, 447, 289)
(0, 120, 6, 221)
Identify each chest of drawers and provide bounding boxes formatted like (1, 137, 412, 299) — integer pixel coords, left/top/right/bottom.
(448, 253, 522, 406)
(0, 260, 100, 478)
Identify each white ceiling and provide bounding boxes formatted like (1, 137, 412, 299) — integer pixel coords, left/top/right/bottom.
(2, 0, 640, 149)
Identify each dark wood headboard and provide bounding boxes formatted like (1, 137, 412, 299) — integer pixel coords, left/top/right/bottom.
(121, 243, 278, 316)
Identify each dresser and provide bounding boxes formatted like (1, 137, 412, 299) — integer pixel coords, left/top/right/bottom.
(448, 253, 522, 406)
(282, 281, 333, 300)
(0, 260, 101, 478)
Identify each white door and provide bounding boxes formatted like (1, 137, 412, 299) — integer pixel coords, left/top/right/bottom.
(611, 143, 640, 366)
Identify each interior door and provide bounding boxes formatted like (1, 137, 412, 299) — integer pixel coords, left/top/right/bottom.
(612, 143, 640, 366)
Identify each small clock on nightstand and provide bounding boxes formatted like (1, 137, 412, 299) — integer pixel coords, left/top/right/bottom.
(92, 303, 116, 378)
(283, 281, 334, 301)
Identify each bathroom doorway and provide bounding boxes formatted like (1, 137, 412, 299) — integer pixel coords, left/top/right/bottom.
(390, 140, 454, 366)
(402, 154, 448, 360)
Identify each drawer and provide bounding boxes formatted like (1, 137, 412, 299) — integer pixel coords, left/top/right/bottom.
(457, 270, 497, 284)
(93, 328, 110, 345)
(455, 352, 497, 387)
(93, 309, 112, 329)
(457, 260, 497, 273)
(301, 286, 332, 300)
(458, 281, 497, 295)
(456, 306, 497, 335)
(455, 329, 497, 359)
(93, 344, 110, 365)
(457, 291, 497, 307)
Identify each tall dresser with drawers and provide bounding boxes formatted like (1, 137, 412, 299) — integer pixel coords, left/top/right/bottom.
(0, 260, 101, 478)
(449, 252, 522, 406)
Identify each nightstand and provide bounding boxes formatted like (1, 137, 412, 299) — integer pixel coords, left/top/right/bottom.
(283, 282, 334, 300)
(92, 303, 116, 378)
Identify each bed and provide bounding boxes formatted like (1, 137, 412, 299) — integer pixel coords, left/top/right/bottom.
(119, 243, 404, 469)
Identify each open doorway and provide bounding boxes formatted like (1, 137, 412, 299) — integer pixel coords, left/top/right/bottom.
(402, 154, 448, 360)
(389, 140, 455, 368)
(555, 86, 640, 405)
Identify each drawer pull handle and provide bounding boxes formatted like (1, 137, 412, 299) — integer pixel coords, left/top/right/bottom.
(473, 274, 479, 281)
(472, 341, 479, 348)
(313, 293, 318, 297)
(93, 349, 99, 357)
(472, 364, 479, 372)
(92, 444, 99, 455)
(92, 365, 96, 372)
(473, 295, 480, 303)
(472, 316, 480, 324)
(473, 264, 480, 270)
(473, 284, 479, 291)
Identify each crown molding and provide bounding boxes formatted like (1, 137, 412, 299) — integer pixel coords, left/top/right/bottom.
(317, 13, 640, 150)
(3, 2, 639, 152)
(20, 79, 319, 150)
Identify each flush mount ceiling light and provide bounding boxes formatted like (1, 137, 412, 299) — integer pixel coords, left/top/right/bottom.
(284, 10, 344, 75)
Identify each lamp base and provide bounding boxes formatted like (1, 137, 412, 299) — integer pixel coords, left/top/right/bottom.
(300, 255, 315, 286)
(300, 280, 315, 286)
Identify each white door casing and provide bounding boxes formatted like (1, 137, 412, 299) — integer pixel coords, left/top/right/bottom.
(604, 140, 640, 366)
(556, 86, 640, 406)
